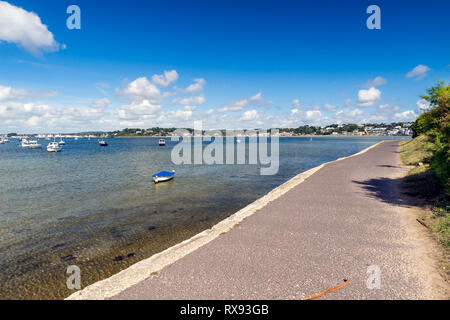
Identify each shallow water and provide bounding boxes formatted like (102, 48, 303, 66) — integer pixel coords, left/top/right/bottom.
(0, 136, 407, 299)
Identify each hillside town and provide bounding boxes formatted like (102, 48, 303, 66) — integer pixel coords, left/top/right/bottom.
(2, 122, 413, 139)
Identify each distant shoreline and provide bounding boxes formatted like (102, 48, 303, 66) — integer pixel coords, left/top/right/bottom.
(114, 135, 412, 138)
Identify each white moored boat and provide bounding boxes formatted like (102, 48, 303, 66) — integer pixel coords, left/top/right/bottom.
(22, 139, 42, 149)
(159, 139, 166, 146)
(47, 141, 62, 153)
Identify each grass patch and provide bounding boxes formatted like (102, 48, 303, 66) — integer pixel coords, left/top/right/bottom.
(400, 136, 450, 250)
(400, 135, 437, 166)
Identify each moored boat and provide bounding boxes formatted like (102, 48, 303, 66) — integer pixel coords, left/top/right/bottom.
(22, 139, 42, 149)
(152, 170, 175, 183)
(99, 139, 108, 147)
(159, 139, 166, 146)
(47, 141, 62, 153)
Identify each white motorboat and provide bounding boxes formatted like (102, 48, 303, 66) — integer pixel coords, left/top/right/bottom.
(99, 139, 108, 147)
(159, 139, 166, 146)
(22, 139, 42, 149)
(47, 141, 62, 153)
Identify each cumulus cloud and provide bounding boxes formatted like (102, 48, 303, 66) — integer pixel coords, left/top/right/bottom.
(118, 99, 161, 120)
(0, 1, 59, 54)
(0, 85, 57, 102)
(305, 110, 322, 119)
(218, 93, 266, 112)
(357, 87, 381, 107)
(0, 101, 111, 131)
(184, 78, 206, 93)
(152, 70, 179, 87)
(239, 110, 258, 121)
(394, 110, 418, 121)
(117, 77, 161, 103)
(91, 98, 111, 108)
(324, 104, 337, 112)
(406, 65, 430, 80)
(0, 85, 35, 102)
(362, 76, 387, 88)
(416, 99, 431, 112)
(174, 95, 205, 105)
(335, 108, 365, 123)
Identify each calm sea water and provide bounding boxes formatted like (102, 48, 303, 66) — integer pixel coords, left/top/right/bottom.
(0, 136, 407, 299)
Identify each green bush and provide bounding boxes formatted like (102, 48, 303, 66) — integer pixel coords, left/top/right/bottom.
(412, 82, 450, 197)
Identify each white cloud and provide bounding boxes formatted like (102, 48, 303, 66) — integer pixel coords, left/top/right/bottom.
(118, 99, 161, 120)
(239, 110, 258, 121)
(406, 65, 430, 80)
(416, 99, 431, 112)
(334, 108, 365, 124)
(0, 1, 59, 54)
(0, 100, 111, 131)
(357, 87, 381, 107)
(305, 110, 322, 119)
(174, 95, 205, 105)
(172, 110, 193, 121)
(184, 78, 206, 93)
(219, 93, 265, 112)
(394, 110, 418, 121)
(0, 85, 56, 102)
(249, 93, 263, 101)
(152, 70, 179, 87)
(0, 85, 34, 102)
(183, 105, 197, 111)
(363, 76, 387, 88)
(291, 108, 300, 115)
(91, 98, 111, 109)
(118, 77, 161, 103)
(324, 104, 337, 112)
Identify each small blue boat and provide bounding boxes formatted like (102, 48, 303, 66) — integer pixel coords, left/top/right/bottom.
(152, 170, 175, 183)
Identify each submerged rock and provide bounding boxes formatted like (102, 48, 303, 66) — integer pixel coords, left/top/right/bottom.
(61, 254, 76, 262)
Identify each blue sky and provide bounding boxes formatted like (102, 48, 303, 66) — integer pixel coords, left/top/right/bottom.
(0, 0, 449, 133)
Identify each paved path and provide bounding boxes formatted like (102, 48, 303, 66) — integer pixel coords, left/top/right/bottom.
(112, 141, 430, 299)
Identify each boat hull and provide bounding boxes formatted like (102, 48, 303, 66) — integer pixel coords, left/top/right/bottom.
(152, 176, 174, 183)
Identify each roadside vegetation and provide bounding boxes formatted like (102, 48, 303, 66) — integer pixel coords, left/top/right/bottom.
(400, 81, 449, 250)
